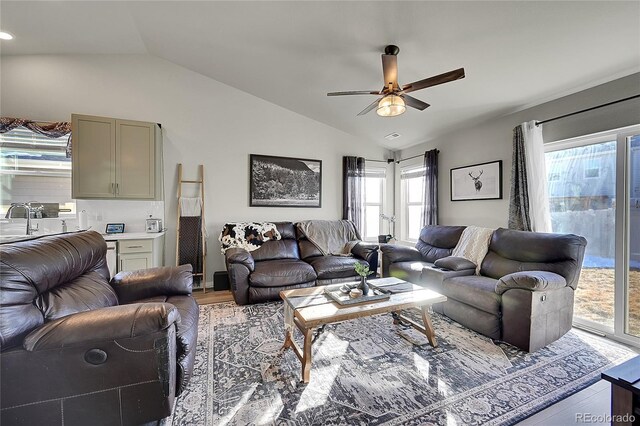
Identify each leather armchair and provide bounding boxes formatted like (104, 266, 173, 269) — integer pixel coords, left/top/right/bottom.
(0, 231, 199, 426)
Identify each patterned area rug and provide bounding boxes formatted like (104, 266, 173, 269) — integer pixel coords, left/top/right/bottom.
(166, 302, 634, 425)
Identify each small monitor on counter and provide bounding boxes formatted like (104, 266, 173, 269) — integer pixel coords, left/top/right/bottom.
(105, 223, 125, 234)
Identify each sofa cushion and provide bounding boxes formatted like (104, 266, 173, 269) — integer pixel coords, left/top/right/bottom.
(480, 228, 587, 289)
(307, 255, 367, 280)
(250, 259, 317, 287)
(416, 225, 466, 263)
(442, 275, 501, 315)
(388, 261, 433, 284)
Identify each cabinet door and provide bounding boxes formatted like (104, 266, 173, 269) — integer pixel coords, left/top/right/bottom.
(72, 114, 116, 198)
(115, 119, 155, 199)
(118, 252, 152, 273)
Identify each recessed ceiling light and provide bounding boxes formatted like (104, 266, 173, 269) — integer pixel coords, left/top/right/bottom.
(0, 31, 14, 40)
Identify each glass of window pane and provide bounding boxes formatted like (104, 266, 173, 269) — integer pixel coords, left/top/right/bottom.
(365, 205, 380, 239)
(546, 141, 616, 330)
(407, 205, 422, 240)
(408, 177, 424, 204)
(365, 178, 381, 204)
(627, 134, 640, 337)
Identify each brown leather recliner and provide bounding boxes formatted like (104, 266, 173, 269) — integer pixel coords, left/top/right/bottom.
(0, 231, 199, 426)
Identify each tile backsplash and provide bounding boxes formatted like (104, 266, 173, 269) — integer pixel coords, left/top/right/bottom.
(76, 200, 165, 233)
(1, 200, 165, 236)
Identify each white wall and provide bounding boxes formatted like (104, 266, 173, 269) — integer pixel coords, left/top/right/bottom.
(398, 73, 640, 229)
(1, 54, 389, 278)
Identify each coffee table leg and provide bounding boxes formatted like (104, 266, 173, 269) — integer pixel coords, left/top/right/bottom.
(282, 326, 314, 383)
(301, 327, 313, 383)
(421, 306, 438, 348)
(283, 329, 293, 349)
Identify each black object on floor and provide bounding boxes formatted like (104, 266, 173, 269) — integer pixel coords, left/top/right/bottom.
(213, 271, 230, 291)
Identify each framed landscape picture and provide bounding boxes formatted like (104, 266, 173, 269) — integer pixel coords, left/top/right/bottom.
(250, 154, 322, 207)
(450, 160, 502, 201)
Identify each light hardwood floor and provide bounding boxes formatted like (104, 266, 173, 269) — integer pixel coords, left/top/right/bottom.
(194, 291, 626, 425)
(192, 289, 233, 305)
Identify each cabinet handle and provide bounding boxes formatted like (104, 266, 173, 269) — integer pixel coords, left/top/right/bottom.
(106, 246, 116, 251)
(111, 182, 115, 194)
(116, 183, 119, 195)
(126, 245, 143, 248)
(120, 259, 123, 271)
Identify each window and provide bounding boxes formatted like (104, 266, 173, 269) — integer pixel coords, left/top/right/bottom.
(361, 167, 386, 241)
(400, 164, 424, 241)
(0, 128, 75, 216)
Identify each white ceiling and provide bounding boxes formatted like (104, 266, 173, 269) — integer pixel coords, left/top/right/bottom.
(2, 1, 639, 149)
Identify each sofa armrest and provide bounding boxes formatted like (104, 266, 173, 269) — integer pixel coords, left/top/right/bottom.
(380, 244, 422, 263)
(351, 242, 378, 260)
(110, 264, 193, 304)
(225, 248, 255, 272)
(23, 303, 180, 351)
(434, 256, 476, 271)
(495, 271, 567, 295)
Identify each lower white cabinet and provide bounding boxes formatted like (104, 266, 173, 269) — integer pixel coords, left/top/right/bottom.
(119, 252, 153, 272)
(103, 233, 165, 275)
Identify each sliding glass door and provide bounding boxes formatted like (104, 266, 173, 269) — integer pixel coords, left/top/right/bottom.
(625, 134, 640, 338)
(545, 125, 639, 345)
(546, 139, 617, 330)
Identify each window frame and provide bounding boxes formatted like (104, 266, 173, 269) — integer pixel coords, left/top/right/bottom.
(396, 157, 425, 244)
(361, 165, 386, 242)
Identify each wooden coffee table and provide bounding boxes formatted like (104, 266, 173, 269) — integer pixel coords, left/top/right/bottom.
(279, 277, 447, 383)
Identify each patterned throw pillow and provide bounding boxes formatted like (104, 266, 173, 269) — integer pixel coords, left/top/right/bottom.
(451, 226, 495, 274)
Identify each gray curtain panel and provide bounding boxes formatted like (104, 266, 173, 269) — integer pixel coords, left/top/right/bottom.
(342, 156, 365, 234)
(422, 149, 439, 226)
(508, 125, 532, 231)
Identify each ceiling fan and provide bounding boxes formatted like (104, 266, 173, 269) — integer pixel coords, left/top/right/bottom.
(327, 45, 465, 117)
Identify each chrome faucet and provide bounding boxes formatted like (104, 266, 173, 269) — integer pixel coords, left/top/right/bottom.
(7, 202, 43, 235)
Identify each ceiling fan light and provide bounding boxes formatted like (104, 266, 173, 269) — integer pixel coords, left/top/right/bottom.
(377, 95, 406, 117)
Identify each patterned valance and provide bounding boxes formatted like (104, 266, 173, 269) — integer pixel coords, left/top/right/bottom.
(0, 117, 72, 158)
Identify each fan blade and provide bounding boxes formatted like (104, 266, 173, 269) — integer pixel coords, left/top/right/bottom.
(402, 95, 430, 111)
(357, 98, 382, 116)
(327, 90, 380, 96)
(382, 54, 399, 89)
(402, 68, 465, 93)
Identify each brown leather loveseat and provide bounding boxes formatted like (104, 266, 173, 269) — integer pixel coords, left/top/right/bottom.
(0, 231, 199, 425)
(381, 226, 587, 352)
(225, 222, 378, 305)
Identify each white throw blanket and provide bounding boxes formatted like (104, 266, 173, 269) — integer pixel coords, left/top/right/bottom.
(296, 220, 360, 256)
(451, 226, 494, 274)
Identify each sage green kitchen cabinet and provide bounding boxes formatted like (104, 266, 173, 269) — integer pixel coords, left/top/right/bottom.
(72, 114, 163, 200)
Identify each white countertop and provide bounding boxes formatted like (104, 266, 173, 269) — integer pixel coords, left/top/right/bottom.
(100, 231, 166, 241)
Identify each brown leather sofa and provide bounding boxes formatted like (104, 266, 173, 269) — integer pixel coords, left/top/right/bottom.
(381, 226, 587, 352)
(0, 231, 199, 426)
(225, 222, 378, 305)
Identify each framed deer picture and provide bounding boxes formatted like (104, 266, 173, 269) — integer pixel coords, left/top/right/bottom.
(450, 160, 502, 201)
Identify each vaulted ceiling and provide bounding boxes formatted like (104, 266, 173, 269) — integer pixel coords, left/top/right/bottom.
(2, 1, 639, 149)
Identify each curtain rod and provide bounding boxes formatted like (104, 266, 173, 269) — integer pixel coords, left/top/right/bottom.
(364, 158, 390, 163)
(395, 149, 440, 164)
(535, 94, 640, 127)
